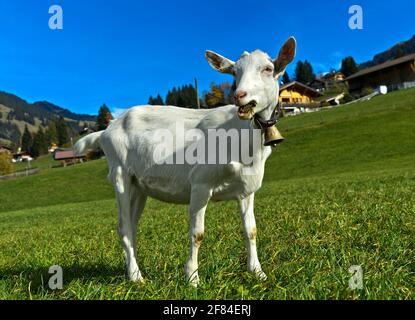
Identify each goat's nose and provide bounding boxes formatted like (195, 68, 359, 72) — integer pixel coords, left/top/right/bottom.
(234, 90, 248, 101)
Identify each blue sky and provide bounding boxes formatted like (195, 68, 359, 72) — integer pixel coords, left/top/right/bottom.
(0, 0, 414, 115)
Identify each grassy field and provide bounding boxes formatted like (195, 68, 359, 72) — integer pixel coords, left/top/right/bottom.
(0, 89, 414, 299)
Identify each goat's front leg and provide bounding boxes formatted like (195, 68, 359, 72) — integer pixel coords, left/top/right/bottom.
(185, 185, 212, 287)
(114, 166, 143, 282)
(238, 193, 267, 280)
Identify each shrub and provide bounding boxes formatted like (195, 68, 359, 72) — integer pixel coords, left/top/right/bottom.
(0, 152, 13, 175)
(361, 86, 374, 97)
(340, 93, 355, 104)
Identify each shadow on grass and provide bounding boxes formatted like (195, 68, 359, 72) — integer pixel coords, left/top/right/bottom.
(0, 263, 127, 293)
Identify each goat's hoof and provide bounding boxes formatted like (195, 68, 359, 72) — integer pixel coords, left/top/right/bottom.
(186, 273, 200, 287)
(250, 267, 267, 281)
(129, 271, 144, 283)
(255, 270, 268, 281)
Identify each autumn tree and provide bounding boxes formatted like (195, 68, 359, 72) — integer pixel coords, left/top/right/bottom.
(203, 82, 234, 108)
(97, 104, 113, 131)
(0, 152, 13, 175)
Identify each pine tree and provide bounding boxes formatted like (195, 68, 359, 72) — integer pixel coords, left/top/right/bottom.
(295, 60, 315, 84)
(45, 120, 58, 146)
(97, 104, 113, 131)
(147, 96, 154, 105)
(56, 116, 70, 146)
(395, 46, 405, 59)
(282, 72, 291, 84)
(31, 127, 47, 158)
(341, 56, 359, 77)
(148, 94, 164, 105)
(155, 94, 164, 105)
(21, 125, 33, 153)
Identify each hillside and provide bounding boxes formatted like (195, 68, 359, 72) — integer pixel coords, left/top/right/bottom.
(0, 91, 96, 146)
(359, 34, 415, 69)
(0, 88, 414, 299)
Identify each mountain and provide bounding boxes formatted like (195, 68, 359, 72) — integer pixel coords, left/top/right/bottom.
(0, 91, 96, 147)
(359, 35, 415, 70)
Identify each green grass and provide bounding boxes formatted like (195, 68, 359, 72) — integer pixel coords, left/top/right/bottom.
(0, 88, 414, 299)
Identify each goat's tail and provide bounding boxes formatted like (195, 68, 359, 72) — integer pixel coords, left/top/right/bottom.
(74, 131, 103, 155)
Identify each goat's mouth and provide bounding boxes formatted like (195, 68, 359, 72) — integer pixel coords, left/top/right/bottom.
(237, 101, 256, 120)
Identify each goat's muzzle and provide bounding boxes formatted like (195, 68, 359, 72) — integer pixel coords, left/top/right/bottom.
(237, 101, 256, 120)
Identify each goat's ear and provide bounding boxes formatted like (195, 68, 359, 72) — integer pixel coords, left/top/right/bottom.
(273, 37, 296, 78)
(205, 50, 235, 75)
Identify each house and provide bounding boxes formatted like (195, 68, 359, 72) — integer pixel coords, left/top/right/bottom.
(346, 53, 415, 94)
(279, 81, 323, 105)
(48, 143, 58, 153)
(309, 78, 327, 92)
(321, 72, 345, 91)
(12, 151, 33, 163)
(53, 149, 85, 167)
(324, 71, 345, 82)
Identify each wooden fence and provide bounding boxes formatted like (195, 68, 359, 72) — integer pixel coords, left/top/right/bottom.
(0, 168, 40, 181)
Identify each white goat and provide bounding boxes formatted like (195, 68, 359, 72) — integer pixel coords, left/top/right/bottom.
(75, 37, 296, 286)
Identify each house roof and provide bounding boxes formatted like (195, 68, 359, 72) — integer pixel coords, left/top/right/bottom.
(54, 149, 84, 160)
(280, 81, 323, 97)
(346, 53, 415, 81)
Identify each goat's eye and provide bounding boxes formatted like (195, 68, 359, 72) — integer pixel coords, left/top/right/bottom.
(263, 66, 273, 74)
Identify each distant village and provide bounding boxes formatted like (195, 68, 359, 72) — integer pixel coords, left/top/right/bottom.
(278, 52, 415, 115)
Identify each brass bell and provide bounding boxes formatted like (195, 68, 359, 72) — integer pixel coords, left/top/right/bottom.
(263, 125, 284, 147)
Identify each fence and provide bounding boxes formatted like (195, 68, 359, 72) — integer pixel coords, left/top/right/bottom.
(0, 168, 40, 181)
(388, 81, 415, 92)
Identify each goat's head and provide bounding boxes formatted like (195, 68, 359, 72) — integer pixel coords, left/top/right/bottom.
(205, 37, 296, 120)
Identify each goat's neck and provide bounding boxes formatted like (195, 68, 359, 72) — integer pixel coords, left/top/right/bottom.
(255, 99, 278, 123)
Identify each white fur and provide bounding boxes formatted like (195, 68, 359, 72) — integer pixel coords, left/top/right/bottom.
(75, 37, 296, 286)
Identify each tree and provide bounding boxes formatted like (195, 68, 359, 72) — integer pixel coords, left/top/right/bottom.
(56, 116, 70, 146)
(295, 60, 315, 84)
(45, 120, 58, 146)
(165, 85, 198, 108)
(395, 45, 405, 59)
(97, 104, 113, 131)
(204, 83, 224, 108)
(0, 152, 13, 175)
(341, 56, 359, 77)
(155, 94, 164, 105)
(148, 94, 164, 105)
(21, 125, 33, 153)
(282, 72, 290, 84)
(31, 127, 48, 158)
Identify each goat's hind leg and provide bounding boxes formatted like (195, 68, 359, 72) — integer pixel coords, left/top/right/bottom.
(185, 186, 212, 287)
(114, 166, 144, 282)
